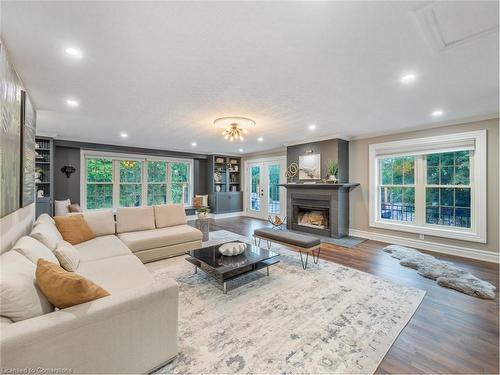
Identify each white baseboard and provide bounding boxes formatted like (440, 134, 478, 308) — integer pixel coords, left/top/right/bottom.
(187, 211, 244, 220)
(349, 228, 499, 264)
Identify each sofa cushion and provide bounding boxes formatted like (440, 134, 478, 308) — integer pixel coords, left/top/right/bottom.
(30, 222, 62, 250)
(82, 210, 116, 236)
(116, 206, 155, 233)
(12, 236, 59, 265)
(0, 251, 54, 322)
(34, 213, 55, 225)
(36, 259, 110, 309)
(54, 215, 96, 245)
(117, 225, 202, 252)
(53, 240, 81, 271)
(74, 235, 132, 263)
(154, 204, 187, 228)
(76, 255, 152, 294)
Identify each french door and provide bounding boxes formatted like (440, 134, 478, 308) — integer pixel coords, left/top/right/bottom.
(246, 159, 286, 220)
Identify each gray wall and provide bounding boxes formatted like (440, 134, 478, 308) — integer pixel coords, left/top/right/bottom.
(53, 140, 210, 204)
(286, 139, 349, 182)
(349, 118, 499, 255)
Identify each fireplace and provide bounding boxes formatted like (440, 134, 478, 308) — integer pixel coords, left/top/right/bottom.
(291, 196, 332, 237)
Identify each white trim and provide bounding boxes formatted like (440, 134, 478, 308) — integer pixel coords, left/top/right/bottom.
(369, 130, 487, 243)
(349, 229, 499, 264)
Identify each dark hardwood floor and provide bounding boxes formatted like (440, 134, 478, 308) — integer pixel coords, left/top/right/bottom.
(206, 216, 499, 374)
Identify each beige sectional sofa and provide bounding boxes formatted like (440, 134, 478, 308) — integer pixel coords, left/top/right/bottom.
(0, 204, 203, 373)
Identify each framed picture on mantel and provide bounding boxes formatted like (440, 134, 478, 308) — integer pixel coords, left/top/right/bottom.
(299, 154, 321, 180)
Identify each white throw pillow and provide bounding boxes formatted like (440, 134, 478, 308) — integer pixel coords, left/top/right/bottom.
(35, 213, 55, 225)
(0, 251, 54, 322)
(154, 204, 187, 228)
(53, 240, 81, 271)
(30, 222, 61, 250)
(54, 199, 71, 217)
(82, 210, 116, 236)
(12, 236, 59, 265)
(195, 194, 209, 207)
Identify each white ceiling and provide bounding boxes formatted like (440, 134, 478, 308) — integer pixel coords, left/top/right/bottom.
(1, 1, 498, 155)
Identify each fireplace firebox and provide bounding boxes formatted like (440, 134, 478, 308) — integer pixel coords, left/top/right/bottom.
(293, 199, 331, 236)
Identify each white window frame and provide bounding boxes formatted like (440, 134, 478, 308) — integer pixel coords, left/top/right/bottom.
(80, 150, 194, 210)
(369, 130, 487, 243)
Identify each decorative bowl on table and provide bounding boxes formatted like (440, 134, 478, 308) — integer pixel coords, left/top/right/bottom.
(218, 242, 246, 256)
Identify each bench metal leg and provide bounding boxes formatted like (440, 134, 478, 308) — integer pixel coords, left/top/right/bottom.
(267, 266, 269, 276)
(194, 266, 198, 274)
(266, 240, 272, 250)
(312, 247, 321, 264)
(223, 282, 227, 294)
(299, 250, 309, 270)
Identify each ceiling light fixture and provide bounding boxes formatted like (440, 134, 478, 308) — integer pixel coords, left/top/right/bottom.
(191, 142, 197, 147)
(120, 132, 128, 138)
(65, 47, 83, 59)
(214, 116, 256, 142)
(239, 148, 244, 153)
(66, 99, 79, 107)
(431, 109, 443, 117)
(308, 124, 317, 131)
(400, 73, 417, 84)
(257, 137, 264, 142)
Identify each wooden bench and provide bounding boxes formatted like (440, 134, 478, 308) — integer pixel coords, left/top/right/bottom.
(253, 228, 321, 270)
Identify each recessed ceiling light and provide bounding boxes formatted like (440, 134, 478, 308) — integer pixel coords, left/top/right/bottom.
(65, 99, 79, 107)
(65, 47, 83, 59)
(400, 73, 417, 84)
(191, 142, 197, 147)
(257, 137, 264, 142)
(431, 109, 443, 117)
(238, 148, 244, 153)
(120, 132, 128, 138)
(308, 124, 317, 131)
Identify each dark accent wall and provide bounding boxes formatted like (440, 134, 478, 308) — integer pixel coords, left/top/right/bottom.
(53, 139, 209, 204)
(286, 139, 349, 182)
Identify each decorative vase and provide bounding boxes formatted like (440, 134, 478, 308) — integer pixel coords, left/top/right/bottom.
(197, 211, 209, 219)
(218, 242, 246, 256)
(328, 175, 338, 183)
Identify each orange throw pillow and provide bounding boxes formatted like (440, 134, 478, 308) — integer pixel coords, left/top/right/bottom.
(35, 259, 109, 309)
(54, 214, 96, 245)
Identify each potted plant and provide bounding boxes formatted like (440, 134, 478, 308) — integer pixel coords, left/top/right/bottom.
(327, 160, 338, 183)
(196, 207, 210, 219)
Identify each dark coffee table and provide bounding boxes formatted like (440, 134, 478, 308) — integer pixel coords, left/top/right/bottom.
(186, 241, 280, 293)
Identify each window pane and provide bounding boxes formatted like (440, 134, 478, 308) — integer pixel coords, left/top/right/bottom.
(440, 152, 454, 166)
(440, 166, 454, 185)
(440, 188, 454, 206)
(381, 159, 393, 185)
(120, 160, 142, 183)
(403, 157, 414, 184)
(455, 208, 471, 228)
(379, 187, 414, 222)
(171, 183, 187, 204)
(426, 187, 439, 206)
(427, 166, 439, 185)
(455, 188, 471, 207)
(171, 162, 188, 182)
(455, 165, 469, 185)
(426, 154, 439, 166)
(120, 184, 142, 207)
(392, 158, 403, 185)
(147, 184, 167, 205)
(87, 184, 113, 209)
(148, 161, 166, 183)
(268, 164, 281, 214)
(87, 159, 112, 183)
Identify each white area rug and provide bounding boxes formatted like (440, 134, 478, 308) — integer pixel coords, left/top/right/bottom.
(147, 230, 425, 374)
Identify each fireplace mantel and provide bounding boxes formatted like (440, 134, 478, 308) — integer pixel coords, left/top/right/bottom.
(279, 183, 359, 190)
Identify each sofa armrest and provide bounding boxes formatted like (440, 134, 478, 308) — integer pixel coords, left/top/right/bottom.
(1, 278, 178, 374)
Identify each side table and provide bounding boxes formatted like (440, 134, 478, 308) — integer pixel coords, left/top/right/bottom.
(195, 218, 209, 241)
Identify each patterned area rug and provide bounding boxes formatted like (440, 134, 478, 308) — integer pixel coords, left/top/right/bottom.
(147, 230, 425, 374)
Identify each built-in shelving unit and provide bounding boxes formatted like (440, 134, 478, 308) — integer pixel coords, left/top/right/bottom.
(35, 136, 53, 217)
(208, 155, 243, 213)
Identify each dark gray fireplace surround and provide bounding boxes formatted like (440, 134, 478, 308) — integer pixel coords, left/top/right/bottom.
(282, 184, 359, 238)
(283, 138, 359, 238)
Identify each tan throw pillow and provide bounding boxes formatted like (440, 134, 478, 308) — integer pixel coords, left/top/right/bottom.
(68, 203, 83, 213)
(35, 259, 109, 309)
(54, 215, 96, 245)
(53, 240, 81, 272)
